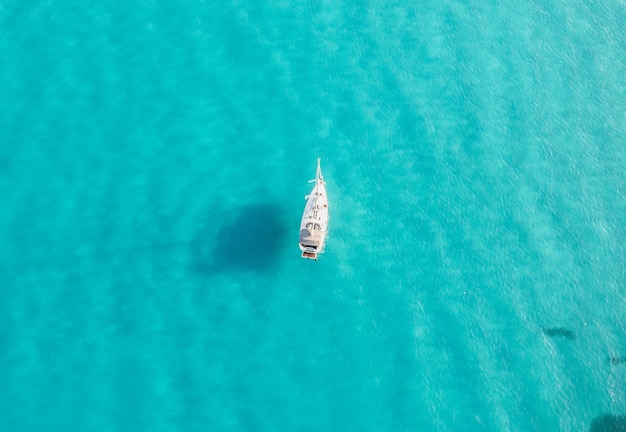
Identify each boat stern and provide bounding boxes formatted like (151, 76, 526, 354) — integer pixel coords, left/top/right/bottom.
(299, 227, 324, 260)
(301, 250, 318, 260)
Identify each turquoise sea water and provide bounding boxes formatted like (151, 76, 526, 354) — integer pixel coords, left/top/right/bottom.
(1, 0, 626, 430)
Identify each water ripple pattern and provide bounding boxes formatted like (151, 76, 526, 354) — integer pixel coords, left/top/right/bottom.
(1, 0, 625, 430)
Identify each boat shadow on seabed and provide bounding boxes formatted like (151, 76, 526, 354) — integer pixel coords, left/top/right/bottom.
(191, 202, 288, 276)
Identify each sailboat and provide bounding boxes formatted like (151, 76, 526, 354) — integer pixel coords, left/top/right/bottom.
(299, 158, 329, 260)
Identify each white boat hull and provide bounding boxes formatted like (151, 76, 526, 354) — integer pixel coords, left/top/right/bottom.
(299, 159, 329, 260)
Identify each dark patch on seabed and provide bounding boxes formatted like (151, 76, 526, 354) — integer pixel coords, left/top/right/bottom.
(589, 415, 626, 432)
(541, 327, 576, 340)
(606, 356, 626, 365)
(191, 203, 288, 275)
